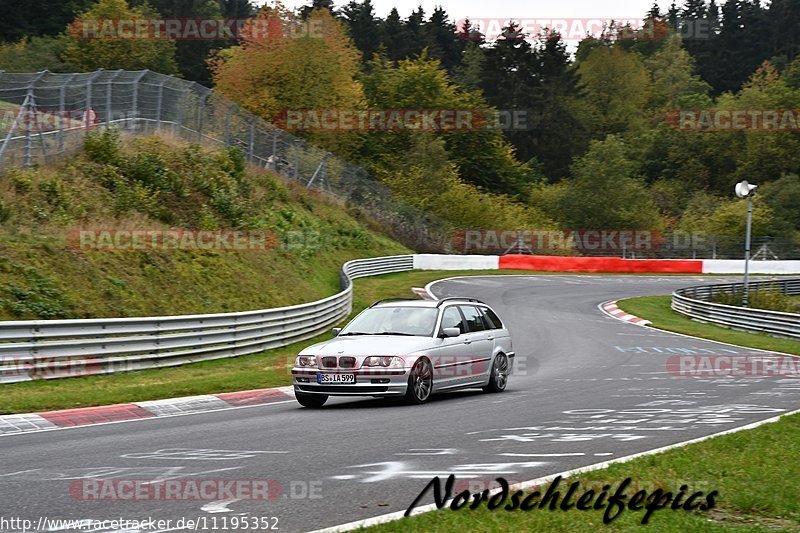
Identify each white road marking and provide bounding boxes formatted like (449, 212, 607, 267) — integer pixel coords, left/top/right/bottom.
(498, 452, 585, 457)
(201, 498, 241, 513)
(395, 449, 457, 456)
(310, 406, 800, 532)
(121, 449, 287, 460)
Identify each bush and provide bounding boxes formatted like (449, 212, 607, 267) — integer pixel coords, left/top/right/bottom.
(711, 287, 797, 313)
(84, 128, 122, 165)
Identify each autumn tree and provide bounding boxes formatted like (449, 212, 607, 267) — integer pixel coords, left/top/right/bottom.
(211, 7, 365, 157)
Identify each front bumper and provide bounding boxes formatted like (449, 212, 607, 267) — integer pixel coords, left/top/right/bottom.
(291, 368, 409, 396)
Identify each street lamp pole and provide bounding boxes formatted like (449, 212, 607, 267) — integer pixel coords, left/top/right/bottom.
(742, 193, 753, 307)
(735, 181, 758, 307)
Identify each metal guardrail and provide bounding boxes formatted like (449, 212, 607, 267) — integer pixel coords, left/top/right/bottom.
(0, 255, 414, 383)
(672, 278, 800, 339)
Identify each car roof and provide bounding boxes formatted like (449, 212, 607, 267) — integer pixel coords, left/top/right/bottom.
(370, 298, 487, 309)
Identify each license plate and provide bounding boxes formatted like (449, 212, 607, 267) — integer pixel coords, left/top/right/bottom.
(317, 373, 356, 384)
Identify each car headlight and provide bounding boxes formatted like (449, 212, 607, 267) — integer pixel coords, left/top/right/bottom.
(296, 355, 318, 368)
(362, 356, 404, 368)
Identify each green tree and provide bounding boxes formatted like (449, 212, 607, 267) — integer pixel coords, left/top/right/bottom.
(759, 174, 800, 234)
(644, 34, 711, 111)
(0, 0, 96, 43)
(572, 46, 652, 138)
(558, 135, 662, 230)
(63, 0, 178, 73)
(129, 0, 224, 84)
(0, 36, 71, 72)
(360, 54, 530, 195)
(340, 0, 381, 63)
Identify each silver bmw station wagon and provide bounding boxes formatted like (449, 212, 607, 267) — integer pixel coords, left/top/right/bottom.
(291, 298, 514, 408)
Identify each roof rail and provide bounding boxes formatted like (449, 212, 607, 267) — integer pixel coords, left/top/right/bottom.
(369, 298, 421, 307)
(435, 297, 486, 307)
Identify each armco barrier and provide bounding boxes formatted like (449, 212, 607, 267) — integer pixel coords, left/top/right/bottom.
(672, 278, 800, 339)
(0, 255, 413, 384)
(2, 254, 800, 383)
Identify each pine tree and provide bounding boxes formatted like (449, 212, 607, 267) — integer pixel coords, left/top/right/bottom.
(340, 0, 381, 62)
(422, 7, 464, 73)
(299, 0, 334, 20)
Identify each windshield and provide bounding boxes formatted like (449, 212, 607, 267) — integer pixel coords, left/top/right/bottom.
(340, 307, 438, 337)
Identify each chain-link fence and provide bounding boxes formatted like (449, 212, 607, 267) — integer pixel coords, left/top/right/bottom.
(1, 69, 796, 259)
(0, 69, 448, 251)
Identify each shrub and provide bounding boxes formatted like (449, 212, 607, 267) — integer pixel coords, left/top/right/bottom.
(84, 128, 122, 165)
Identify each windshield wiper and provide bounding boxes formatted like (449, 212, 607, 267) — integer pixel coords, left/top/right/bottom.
(338, 332, 373, 336)
(375, 331, 417, 336)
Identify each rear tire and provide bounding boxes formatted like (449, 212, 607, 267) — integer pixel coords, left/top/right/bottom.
(483, 353, 509, 393)
(296, 392, 328, 408)
(404, 358, 433, 404)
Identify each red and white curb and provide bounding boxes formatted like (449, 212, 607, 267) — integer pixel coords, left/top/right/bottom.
(600, 300, 651, 326)
(411, 287, 436, 300)
(0, 386, 295, 437)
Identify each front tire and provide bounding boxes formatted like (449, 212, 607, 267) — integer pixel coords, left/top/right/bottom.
(483, 353, 509, 393)
(296, 392, 328, 408)
(405, 358, 433, 404)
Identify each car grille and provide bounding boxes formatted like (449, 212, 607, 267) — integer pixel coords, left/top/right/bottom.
(321, 356, 337, 368)
(339, 356, 356, 368)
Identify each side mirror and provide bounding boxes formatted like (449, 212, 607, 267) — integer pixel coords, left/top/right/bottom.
(442, 327, 461, 338)
(332, 328, 342, 337)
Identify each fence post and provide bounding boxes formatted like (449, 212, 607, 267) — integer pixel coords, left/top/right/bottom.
(105, 70, 122, 129)
(85, 69, 103, 131)
(307, 152, 329, 188)
(248, 122, 255, 163)
(155, 78, 166, 130)
(131, 70, 148, 130)
(22, 71, 48, 169)
(197, 89, 208, 142)
(58, 73, 76, 153)
(175, 86, 189, 138)
(293, 139, 300, 180)
(224, 105, 232, 145)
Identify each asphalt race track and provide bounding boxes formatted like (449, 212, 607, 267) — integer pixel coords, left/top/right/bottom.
(1, 274, 798, 533)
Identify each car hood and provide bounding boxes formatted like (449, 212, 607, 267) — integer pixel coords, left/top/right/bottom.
(299, 335, 436, 356)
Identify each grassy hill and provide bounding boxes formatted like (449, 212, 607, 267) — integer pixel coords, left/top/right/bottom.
(0, 129, 408, 320)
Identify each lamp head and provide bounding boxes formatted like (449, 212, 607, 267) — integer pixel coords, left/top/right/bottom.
(735, 180, 758, 199)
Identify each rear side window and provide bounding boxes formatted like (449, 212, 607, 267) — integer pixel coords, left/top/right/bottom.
(440, 306, 466, 334)
(481, 307, 503, 329)
(459, 305, 487, 332)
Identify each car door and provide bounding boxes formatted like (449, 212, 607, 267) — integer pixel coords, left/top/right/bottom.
(431, 305, 472, 389)
(457, 305, 494, 379)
